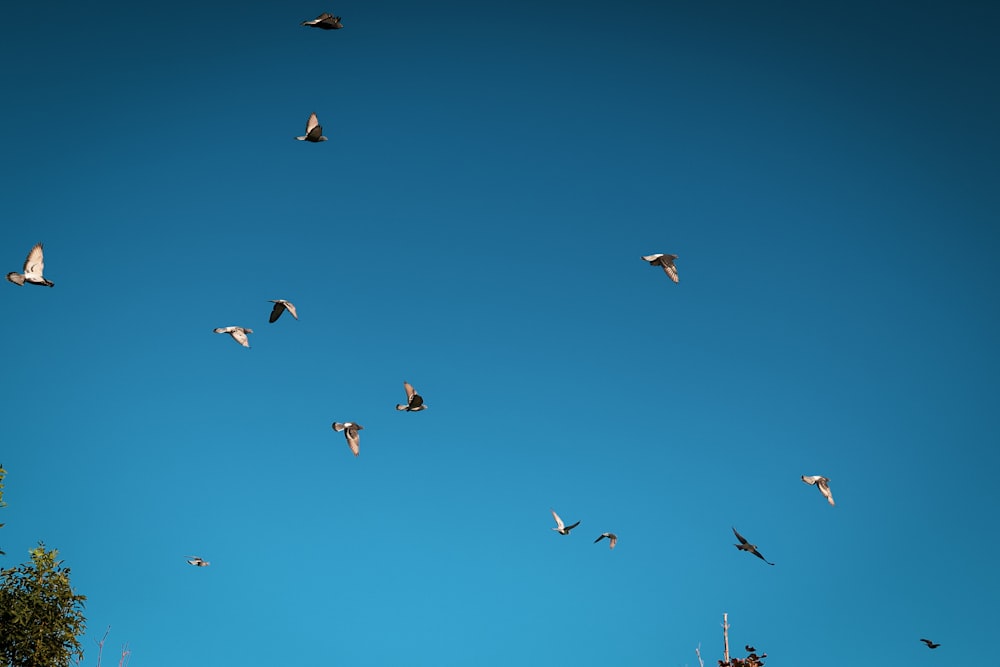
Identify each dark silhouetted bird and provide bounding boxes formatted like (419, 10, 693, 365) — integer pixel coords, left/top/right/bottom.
(641, 253, 679, 283)
(594, 532, 618, 550)
(301, 13, 343, 29)
(214, 326, 253, 348)
(268, 299, 298, 323)
(296, 113, 328, 142)
(732, 527, 774, 565)
(551, 509, 580, 535)
(745, 646, 756, 653)
(332, 422, 364, 456)
(396, 382, 426, 412)
(920, 639, 941, 649)
(7, 242, 54, 287)
(801, 475, 835, 506)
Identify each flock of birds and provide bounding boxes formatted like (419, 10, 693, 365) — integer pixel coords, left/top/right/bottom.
(3, 234, 941, 651)
(4, 9, 945, 658)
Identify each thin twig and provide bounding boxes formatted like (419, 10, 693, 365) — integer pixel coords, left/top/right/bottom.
(95, 625, 111, 667)
(695, 642, 705, 667)
(118, 641, 131, 667)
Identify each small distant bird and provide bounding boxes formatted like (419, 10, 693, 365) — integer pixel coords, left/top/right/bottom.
(268, 299, 298, 323)
(801, 475, 835, 506)
(332, 422, 364, 456)
(296, 112, 328, 142)
(920, 639, 941, 649)
(186, 556, 210, 567)
(745, 645, 757, 653)
(732, 527, 774, 565)
(214, 326, 253, 348)
(301, 13, 343, 29)
(551, 509, 580, 535)
(7, 242, 54, 287)
(396, 382, 427, 412)
(641, 253, 679, 283)
(594, 532, 618, 550)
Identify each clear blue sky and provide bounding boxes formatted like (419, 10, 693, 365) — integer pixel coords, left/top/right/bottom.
(2, 1, 998, 665)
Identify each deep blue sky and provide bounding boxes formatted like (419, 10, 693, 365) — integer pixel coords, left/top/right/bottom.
(2, 1, 998, 665)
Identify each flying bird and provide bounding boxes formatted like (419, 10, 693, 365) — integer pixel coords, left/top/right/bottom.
(296, 113, 328, 142)
(594, 532, 618, 550)
(920, 639, 941, 649)
(745, 646, 757, 653)
(268, 299, 298, 323)
(7, 242, 54, 287)
(214, 326, 253, 348)
(732, 527, 774, 565)
(332, 422, 364, 456)
(551, 509, 580, 535)
(186, 556, 210, 567)
(301, 13, 343, 29)
(641, 253, 679, 283)
(396, 382, 427, 412)
(801, 475, 835, 506)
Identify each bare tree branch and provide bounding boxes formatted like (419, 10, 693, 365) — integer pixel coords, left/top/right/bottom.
(95, 625, 111, 667)
(722, 613, 730, 666)
(118, 641, 131, 667)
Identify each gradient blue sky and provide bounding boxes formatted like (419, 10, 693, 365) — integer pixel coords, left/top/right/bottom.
(2, 1, 998, 665)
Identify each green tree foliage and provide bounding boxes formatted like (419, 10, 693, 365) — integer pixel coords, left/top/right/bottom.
(0, 543, 87, 667)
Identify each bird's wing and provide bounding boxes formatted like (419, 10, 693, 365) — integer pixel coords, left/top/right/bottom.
(662, 261, 679, 283)
(332, 422, 345, 432)
(594, 534, 607, 543)
(752, 550, 775, 565)
(551, 509, 565, 530)
(231, 330, 250, 347)
(306, 113, 320, 134)
(214, 327, 235, 334)
(732, 527, 748, 544)
(817, 479, 835, 505)
(609, 534, 617, 549)
(307, 123, 325, 141)
(920, 639, 933, 646)
(641, 254, 663, 262)
(403, 382, 416, 401)
(565, 521, 580, 531)
(23, 243, 44, 275)
(269, 301, 286, 323)
(801, 475, 821, 485)
(346, 427, 360, 455)
(283, 301, 298, 319)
